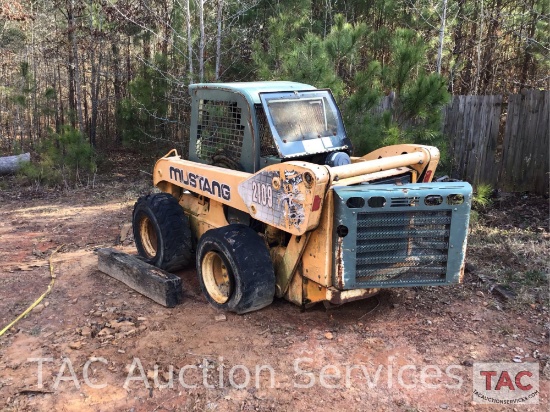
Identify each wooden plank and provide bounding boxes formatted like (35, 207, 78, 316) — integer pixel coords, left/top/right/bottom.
(452, 96, 465, 178)
(459, 96, 469, 179)
(97, 248, 183, 308)
(525, 90, 549, 194)
(465, 95, 480, 183)
(473, 95, 486, 184)
(499, 90, 549, 194)
(500, 93, 520, 190)
(479, 95, 502, 185)
(535, 91, 550, 194)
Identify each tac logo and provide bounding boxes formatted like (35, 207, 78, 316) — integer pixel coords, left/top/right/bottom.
(473, 362, 539, 405)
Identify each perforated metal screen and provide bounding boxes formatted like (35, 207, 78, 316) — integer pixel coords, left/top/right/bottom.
(196, 100, 244, 162)
(255, 104, 278, 157)
(355, 210, 451, 284)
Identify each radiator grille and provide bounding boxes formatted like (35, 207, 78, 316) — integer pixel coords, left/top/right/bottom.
(355, 210, 451, 284)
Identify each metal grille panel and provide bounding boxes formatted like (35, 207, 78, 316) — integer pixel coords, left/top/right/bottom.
(390, 197, 420, 207)
(355, 210, 451, 284)
(255, 104, 278, 157)
(196, 100, 244, 162)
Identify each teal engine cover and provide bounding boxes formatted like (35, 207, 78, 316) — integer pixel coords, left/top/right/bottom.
(332, 182, 472, 289)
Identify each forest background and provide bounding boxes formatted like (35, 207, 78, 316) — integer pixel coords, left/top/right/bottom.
(0, 0, 548, 185)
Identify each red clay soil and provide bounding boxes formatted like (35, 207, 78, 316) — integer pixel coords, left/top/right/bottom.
(0, 161, 548, 412)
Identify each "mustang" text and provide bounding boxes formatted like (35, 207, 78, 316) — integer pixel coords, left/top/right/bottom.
(169, 166, 230, 200)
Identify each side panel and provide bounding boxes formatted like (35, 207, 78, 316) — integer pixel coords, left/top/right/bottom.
(301, 190, 334, 287)
(238, 162, 330, 235)
(179, 194, 229, 242)
(154, 156, 250, 212)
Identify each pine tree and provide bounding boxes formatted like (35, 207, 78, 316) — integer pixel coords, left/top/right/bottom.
(345, 29, 450, 159)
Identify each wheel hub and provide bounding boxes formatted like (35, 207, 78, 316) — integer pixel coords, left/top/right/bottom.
(202, 251, 232, 304)
(138, 216, 157, 258)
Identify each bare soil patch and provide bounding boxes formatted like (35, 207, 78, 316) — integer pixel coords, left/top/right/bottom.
(0, 157, 548, 411)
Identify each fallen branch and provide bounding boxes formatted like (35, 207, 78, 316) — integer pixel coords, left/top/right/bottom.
(478, 274, 516, 300)
(465, 262, 516, 300)
(0, 153, 30, 175)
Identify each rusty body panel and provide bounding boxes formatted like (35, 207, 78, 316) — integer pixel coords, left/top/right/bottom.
(301, 190, 334, 287)
(238, 161, 330, 236)
(274, 233, 311, 298)
(179, 195, 229, 242)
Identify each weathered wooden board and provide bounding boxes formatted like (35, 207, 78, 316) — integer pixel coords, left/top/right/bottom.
(97, 248, 183, 307)
(445, 95, 502, 186)
(443, 90, 548, 195)
(499, 90, 549, 194)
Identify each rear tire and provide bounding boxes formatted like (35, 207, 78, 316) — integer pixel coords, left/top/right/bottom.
(197, 225, 275, 314)
(133, 193, 193, 271)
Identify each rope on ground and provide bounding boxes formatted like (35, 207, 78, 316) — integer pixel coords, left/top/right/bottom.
(0, 244, 64, 337)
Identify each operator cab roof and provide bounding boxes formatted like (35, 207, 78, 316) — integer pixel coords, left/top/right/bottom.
(189, 81, 316, 105)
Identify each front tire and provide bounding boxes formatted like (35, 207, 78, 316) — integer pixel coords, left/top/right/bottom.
(133, 193, 193, 271)
(197, 225, 275, 314)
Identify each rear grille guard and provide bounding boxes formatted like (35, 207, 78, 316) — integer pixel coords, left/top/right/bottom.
(332, 183, 472, 289)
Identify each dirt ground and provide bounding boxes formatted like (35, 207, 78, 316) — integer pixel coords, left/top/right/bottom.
(0, 155, 548, 411)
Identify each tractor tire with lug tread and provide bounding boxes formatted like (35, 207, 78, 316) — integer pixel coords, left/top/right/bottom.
(133, 193, 193, 272)
(197, 224, 275, 314)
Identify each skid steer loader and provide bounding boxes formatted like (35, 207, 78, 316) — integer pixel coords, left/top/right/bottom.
(132, 82, 471, 313)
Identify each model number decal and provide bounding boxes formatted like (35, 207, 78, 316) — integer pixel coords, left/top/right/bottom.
(252, 181, 273, 208)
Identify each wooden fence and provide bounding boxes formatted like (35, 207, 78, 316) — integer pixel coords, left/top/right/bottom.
(444, 90, 549, 194)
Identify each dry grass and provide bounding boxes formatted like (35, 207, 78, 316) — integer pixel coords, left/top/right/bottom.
(467, 194, 549, 307)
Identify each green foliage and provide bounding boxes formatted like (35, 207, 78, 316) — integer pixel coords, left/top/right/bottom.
(324, 14, 367, 81)
(19, 126, 96, 186)
(345, 29, 450, 157)
(8, 61, 35, 109)
(252, 13, 367, 96)
(120, 53, 169, 151)
(281, 32, 344, 95)
(390, 29, 426, 94)
(41, 88, 57, 117)
(472, 183, 493, 209)
(0, 27, 26, 52)
(251, 12, 450, 158)
(523, 270, 547, 286)
(502, 269, 547, 305)
(252, 8, 311, 81)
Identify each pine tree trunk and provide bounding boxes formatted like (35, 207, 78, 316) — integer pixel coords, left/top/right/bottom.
(56, 63, 63, 131)
(520, 0, 537, 88)
(68, 0, 84, 135)
(186, 0, 194, 83)
(112, 43, 123, 144)
(215, 0, 223, 80)
(436, 0, 448, 74)
(474, 0, 484, 95)
(198, 0, 205, 82)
